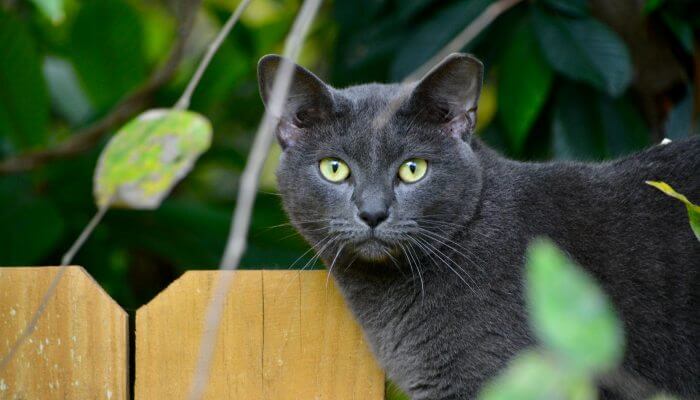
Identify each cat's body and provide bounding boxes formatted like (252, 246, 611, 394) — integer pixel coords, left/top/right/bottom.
(257, 54, 700, 399)
(332, 138, 700, 399)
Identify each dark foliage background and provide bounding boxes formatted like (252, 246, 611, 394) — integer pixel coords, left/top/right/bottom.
(0, 0, 698, 313)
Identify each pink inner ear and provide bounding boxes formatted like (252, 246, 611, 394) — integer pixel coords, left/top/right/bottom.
(277, 119, 304, 149)
(444, 109, 476, 140)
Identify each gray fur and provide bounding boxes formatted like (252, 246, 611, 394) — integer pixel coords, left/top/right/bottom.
(258, 54, 700, 399)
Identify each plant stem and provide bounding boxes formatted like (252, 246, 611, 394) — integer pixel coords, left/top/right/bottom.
(187, 1, 322, 399)
(174, 0, 253, 110)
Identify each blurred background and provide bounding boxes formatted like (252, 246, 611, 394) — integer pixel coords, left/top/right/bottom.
(0, 0, 698, 313)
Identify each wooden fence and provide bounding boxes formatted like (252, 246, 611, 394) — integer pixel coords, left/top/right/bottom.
(0, 267, 384, 399)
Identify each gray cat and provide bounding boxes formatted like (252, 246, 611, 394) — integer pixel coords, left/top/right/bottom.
(257, 53, 699, 400)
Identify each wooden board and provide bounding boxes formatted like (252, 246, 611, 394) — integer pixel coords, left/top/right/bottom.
(135, 270, 384, 400)
(0, 266, 128, 399)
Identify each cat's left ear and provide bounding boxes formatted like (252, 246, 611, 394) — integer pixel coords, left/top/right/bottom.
(257, 55, 335, 149)
(407, 53, 483, 140)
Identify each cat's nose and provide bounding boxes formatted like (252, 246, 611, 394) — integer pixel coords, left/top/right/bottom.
(358, 208, 389, 228)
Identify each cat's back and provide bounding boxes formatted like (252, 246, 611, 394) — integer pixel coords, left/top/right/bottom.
(495, 137, 699, 396)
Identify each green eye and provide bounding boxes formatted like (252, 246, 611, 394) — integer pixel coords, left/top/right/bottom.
(398, 158, 428, 183)
(319, 158, 350, 182)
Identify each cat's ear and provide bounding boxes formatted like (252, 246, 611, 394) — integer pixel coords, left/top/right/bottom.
(257, 55, 334, 149)
(407, 53, 483, 140)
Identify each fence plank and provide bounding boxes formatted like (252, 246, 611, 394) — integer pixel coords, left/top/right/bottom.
(262, 270, 385, 400)
(0, 266, 128, 400)
(135, 270, 264, 400)
(135, 270, 384, 400)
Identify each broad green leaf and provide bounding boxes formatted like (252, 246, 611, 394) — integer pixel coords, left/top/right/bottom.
(0, 193, 64, 265)
(532, 7, 632, 96)
(0, 9, 49, 152)
(664, 90, 696, 139)
(29, 0, 65, 24)
(390, 0, 492, 80)
(598, 95, 650, 157)
(498, 21, 553, 152)
(552, 85, 606, 160)
(478, 350, 596, 400)
(526, 239, 624, 372)
(70, 0, 146, 108)
(94, 109, 212, 209)
(646, 181, 700, 241)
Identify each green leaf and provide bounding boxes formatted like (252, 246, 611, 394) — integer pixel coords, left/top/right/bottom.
(644, 0, 666, 14)
(43, 56, 93, 125)
(386, 380, 410, 400)
(29, 0, 65, 24)
(597, 95, 650, 157)
(646, 181, 700, 241)
(478, 350, 596, 400)
(552, 85, 606, 160)
(498, 20, 553, 152)
(526, 239, 624, 372)
(70, 0, 146, 108)
(94, 109, 212, 209)
(0, 193, 64, 265)
(0, 9, 49, 152)
(390, 0, 492, 80)
(532, 7, 632, 96)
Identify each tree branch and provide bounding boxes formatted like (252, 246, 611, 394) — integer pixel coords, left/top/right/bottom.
(0, 0, 202, 174)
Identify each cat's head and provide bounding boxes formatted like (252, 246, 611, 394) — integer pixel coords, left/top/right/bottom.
(258, 53, 485, 265)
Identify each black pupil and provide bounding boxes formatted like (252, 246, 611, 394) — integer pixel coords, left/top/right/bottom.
(409, 162, 416, 173)
(331, 161, 339, 173)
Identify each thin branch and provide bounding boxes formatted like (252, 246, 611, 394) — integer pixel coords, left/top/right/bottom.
(373, 0, 523, 131)
(175, 0, 253, 110)
(186, 1, 322, 399)
(407, 0, 524, 82)
(0, 0, 202, 174)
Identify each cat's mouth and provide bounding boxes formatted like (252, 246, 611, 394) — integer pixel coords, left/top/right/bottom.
(351, 236, 395, 262)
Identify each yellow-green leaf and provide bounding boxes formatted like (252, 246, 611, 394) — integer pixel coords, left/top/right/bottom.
(94, 109, 212, 209)
(29, 0, 65, 24)
(478, 350, 596, 400)
(646, 181, 700, 241)
(526, 239, 624, 373)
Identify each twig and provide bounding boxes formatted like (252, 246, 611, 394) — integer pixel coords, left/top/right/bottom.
(373, 0, 523, 131)
(407, 0, 524, 81)
(186, 1, 322, 399)
(0, 0, 202, 174)
(0, 201, 110, 372)
(175, 0, 253, 110)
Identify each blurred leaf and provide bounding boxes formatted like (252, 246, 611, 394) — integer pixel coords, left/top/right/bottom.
(644, 0, 666, 13)
(646, 181, 700, 241)
(597, 95, 650, 157)
(662, 13, 694, 54)
(478, 350, 596, 400)
(29, 0, 65, 24)
(386, 380, 410, 400)
(94, 109, 212, 209)
(532, 7, 632, 96)
(135, 2, 176, 65)
(552, 85, 606, 160)
(540, 0, 590, 17)
(70, 0, 146, 108)
(0, 192, 64, 265)
(43, 56, 93, 125)
(390, 0, 492, 80)
(498, 21, 553, 152)
(526, 239, 624, 372)
(477, 81, 497, 132)
(664, 89, 697, 139)
(0, 9, 49, 151)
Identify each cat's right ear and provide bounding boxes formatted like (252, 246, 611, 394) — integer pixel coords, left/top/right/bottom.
(257, 55, 334, 149)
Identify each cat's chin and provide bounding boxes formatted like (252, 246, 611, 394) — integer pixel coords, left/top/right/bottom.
(352, 239, 395, 262)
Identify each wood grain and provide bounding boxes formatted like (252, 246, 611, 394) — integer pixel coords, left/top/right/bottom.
(0, 266, 128, 400)
(135, 270, 384, 399)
